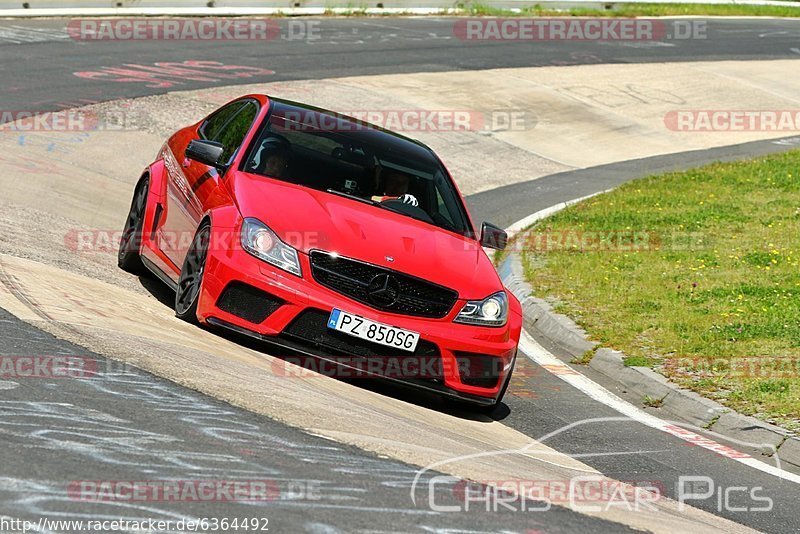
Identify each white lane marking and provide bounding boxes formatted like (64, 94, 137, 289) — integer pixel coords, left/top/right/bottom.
(0, 380, 18, 390)
(619, 41, 676, 48)
(759, 31, 789, 38)
(773, 136, 800, 146)
(519, 331, 800, 485)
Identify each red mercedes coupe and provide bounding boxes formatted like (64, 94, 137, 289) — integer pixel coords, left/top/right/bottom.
(118, 95, 521, 410)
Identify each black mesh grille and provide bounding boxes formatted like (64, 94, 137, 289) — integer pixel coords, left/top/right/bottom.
(309, 250, 457, 318)
(216, 282, 283, 324)
(455, 351, 502, 389)
(281, 309, 443, 379)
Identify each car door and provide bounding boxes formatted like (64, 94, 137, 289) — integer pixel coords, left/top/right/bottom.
(161, 99, 259, 268)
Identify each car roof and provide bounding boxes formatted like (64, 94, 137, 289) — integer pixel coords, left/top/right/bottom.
(264, 96, 441, 166)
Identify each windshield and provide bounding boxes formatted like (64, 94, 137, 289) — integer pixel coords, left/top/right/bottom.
(242, 101, 473, 237)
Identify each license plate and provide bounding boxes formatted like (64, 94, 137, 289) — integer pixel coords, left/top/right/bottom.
(327, 309, 420, 352)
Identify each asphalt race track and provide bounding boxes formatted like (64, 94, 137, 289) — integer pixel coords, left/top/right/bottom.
(2, 17, 800, 112)
(2, 16, 800, 533)
(0, 307, 631, 533)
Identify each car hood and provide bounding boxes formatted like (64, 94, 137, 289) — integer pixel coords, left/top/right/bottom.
(231, 173, 503, 300)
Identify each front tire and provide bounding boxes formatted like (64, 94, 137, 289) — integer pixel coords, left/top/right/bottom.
(118, 177, 149, 274)
(175, 222, 211, 323)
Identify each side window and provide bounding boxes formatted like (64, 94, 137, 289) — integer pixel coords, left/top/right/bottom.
(215, 101, 259, 163)
(199, 101, 246, 141)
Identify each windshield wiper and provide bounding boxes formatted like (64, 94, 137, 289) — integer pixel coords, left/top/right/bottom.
(325, 189, 377, 205)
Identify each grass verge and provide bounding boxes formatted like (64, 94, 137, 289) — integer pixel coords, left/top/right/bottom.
(520, 150, 800, 431)
(464, 2, 800, 18)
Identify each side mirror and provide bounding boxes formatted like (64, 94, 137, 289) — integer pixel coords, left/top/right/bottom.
(186, 139, 225, 170)
(480, 222, 507, 250)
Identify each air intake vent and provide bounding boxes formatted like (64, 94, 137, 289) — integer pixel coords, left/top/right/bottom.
(216, 282, 283, 324)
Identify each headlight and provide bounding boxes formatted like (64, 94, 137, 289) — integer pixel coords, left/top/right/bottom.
(454, 291, 508, 327)
(241, 218, 302, 277)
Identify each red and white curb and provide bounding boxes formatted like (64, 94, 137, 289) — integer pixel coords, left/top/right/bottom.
(519, 331, 800, 484)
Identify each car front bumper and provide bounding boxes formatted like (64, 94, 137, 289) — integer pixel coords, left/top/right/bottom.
(197, 238, 521, 404)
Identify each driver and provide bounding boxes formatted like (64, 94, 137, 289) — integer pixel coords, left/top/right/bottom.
(261, 151, 290, 179)
(252, 136, 291, 179)
(371, 169, 418, 206)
